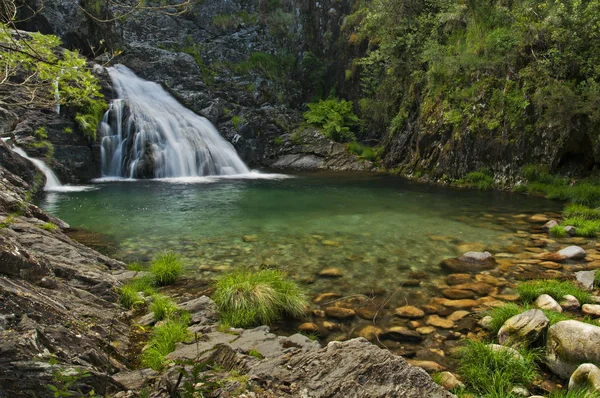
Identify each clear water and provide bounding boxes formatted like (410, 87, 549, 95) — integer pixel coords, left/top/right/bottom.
(39, 172, 560, 303)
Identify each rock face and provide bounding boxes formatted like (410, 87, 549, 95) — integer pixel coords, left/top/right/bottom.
(441, 251, 497, 273)
(248, 338, 455, 398)
(0, 164, 128, 397)
(498, 309, 549, 348)
(546, 320, 600, 379)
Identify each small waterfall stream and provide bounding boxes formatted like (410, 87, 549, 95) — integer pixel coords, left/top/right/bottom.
(100, 65, 250, 179)
(2, 138, 92, 192)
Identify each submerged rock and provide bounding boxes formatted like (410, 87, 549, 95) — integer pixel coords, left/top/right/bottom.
(394, 305, 425, 319)
(440, 251, 496, 273)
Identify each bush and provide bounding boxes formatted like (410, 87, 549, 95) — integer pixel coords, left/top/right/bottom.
(304, 98, 359, 143)
(345, 142, 383, 161)
(517, 280, 592, 305)
(457, 340, 539, 398)
(150, 252, 184, 286)
(212, 269, 307, 328)
(141, 317, 190, 370)
(150, 294, 179, 321)
(465, 171, 494, 191)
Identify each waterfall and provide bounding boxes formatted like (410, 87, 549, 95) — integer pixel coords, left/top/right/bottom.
(100, 65, 250, 179)
(1, 138, 92, 192)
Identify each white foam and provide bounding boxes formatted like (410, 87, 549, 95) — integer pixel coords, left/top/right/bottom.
(93, 171, 292, 185)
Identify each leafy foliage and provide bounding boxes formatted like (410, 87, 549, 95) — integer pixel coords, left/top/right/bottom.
(304, 98, 359, 143)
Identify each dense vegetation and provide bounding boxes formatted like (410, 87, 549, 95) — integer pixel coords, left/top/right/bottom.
(342, 0, 600, 155)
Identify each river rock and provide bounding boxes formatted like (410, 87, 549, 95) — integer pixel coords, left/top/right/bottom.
(318, 268, 343, 278)
(475, 274, 506, 286)
(446, 273, 472, 285)
(582, 304, 600, 317)
(546, 320, 600, 378)
(543, 220, 559, 230)
(298, 323, 319, 333)
(479, 315, 494, 331)
(394, 305, 425, 319)
(440, 251, 496, 273)
(325, 307, 355, 319)
(437, 371, 464, 390)
(498, 309, 549, 347)
(382, 326, 424, 342)
(356, 306, 380, 320)
(248, 338, 454, 397)
(357, 325, 383, 340)
(575, 270, 596, 291)
(314, 292, 341, 303)
(416, 326, 436, 335)
(406, 359, 445, 373)
(426, 315, 454, 329)
(568, 363, 600, 393)
(564, 226, 577, 236)
(531, 214, 550, 222)
(439, 298, 478, 309)
(451, 282, 495, 296)
(442, 288, 477, 299)
(447, 310, 470, 322)
(560, 295, 581, 311)
(558, 246, 587, 260)
(535, 294, 563, 313)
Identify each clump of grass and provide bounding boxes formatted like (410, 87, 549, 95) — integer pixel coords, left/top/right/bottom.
(141, 316, 190, 370)
(150, 294, 179, 321)
(564, 204, 600, 220)
(465, 170, 494, 191)
(561, 217, 600, 237)
(485, 303, 523, 335)
(127, 262, 145, 272)
(41, 222, 58, 232)
(212, 269, 308, 328)
(517, 280, 592, 305)
(595, 271, 600, 289)
(150, 252, 183, 286)
(247, 349, 263, 359)
(457, 340, 540, 398)
(549, 388, 600, 398)
(118, 276, 157, 309)
(549, 225, 568, 237)
(345, 142, 383, 162)
(119, 284, 145, 309)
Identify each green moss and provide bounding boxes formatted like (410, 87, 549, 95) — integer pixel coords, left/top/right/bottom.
(212, 269, 307, 328)
(517, 280, 592, 305)
(35, 127, 48, 139)
(247, 349, 263, 359)
(75, 98, 107, 140)
(231, 115, 245, 130)
(233, 51, 296, 83)
(273, 136, 284, 146)
(63, 127, 73, 134)
(149, 252, 184, 286)
(457, 340, 540, 398)
(41, 222, 58, 232)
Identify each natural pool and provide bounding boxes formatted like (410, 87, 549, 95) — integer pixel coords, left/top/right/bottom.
(39, 171, 561, 344)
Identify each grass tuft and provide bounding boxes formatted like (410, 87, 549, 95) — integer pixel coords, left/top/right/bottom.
(484, 303, 523, 335)
(127, 262, 145, 272)
(549, 225, 568, 237)
(41, 222, 58, 232)
(118, 276, 157, 309)
(517, 280, 592, 305)
(457, 340, 540, 398)
(150, 252, 184, 286)
(212, 269, 307, 328)
(141, 316, 190, 370)
(465, 171, 494, 191)
(150, 294, 179, 321)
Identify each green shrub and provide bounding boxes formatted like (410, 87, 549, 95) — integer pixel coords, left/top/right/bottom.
(212, 269, 307, 328)
(457, 340, 539, 398)
(346, 142, 383, 162)
(465, 171, 494, 191)
(517, 280, 592, 305)
(522, 164, 558, 185)
(150, 294, 179, 321)
(35, 127, 48, 139)
(150, 252, 184, 286)
(304, 98, 359, 143)
(141, 317, 190, 370)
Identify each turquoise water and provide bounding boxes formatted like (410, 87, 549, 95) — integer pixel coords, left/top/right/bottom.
(39, 172, 559, 305)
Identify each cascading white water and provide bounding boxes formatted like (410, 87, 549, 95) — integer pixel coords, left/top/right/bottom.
(100, 65, 250, 179)
(2, 138, 92, 192)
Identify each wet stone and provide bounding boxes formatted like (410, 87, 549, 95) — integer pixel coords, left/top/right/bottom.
(382, 326, 424, 342)
(325, 307, 356, 320)
(446, 274, 472, 285)
(442, 289, 477, 300)
(313, 292, 341, 303)
(318, 268, 343, 278)
(426, 315, 454, 329)
(394, 306, 425, 319)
